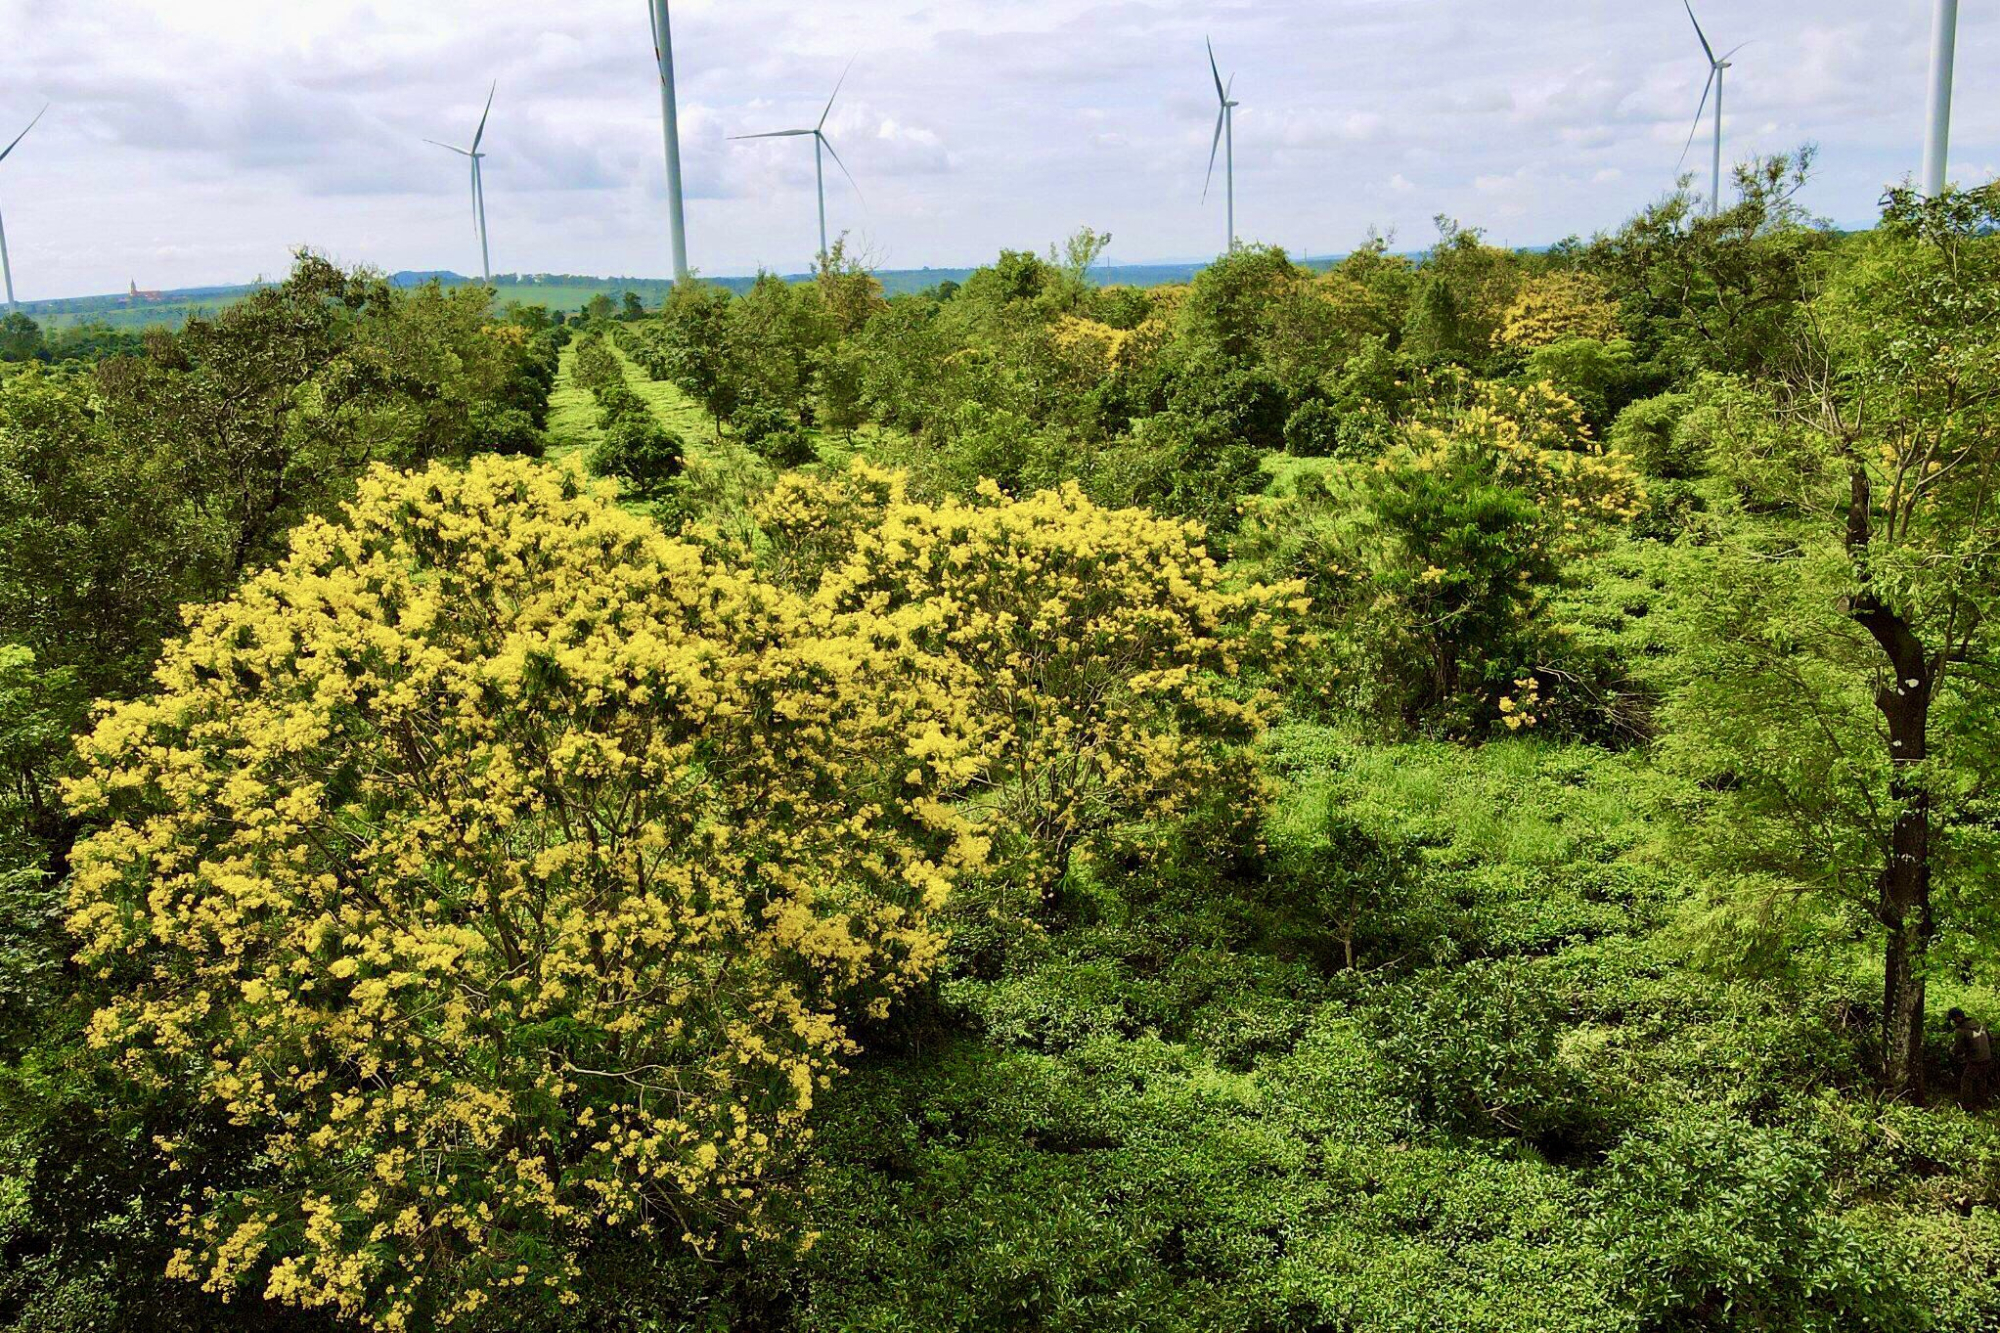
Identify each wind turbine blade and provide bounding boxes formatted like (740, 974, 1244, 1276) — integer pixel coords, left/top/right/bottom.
(1720, 40, 1751, 62)
(1683, 0, 1716, 64)
(1203, 107, 1225, 200)
(819, 55, 856, 132)
(1676, 68, 1715, 171)
(425, 138, 472, 156)
(1206, 38, 1226, 105)
(471, 158, 481, 243)
(0, 103, 49, 164)
(1225, 73, 1236, 105)
(818, 132, 863, 205)
(730, 128, 815, 139)
(472, 81, 495, 153)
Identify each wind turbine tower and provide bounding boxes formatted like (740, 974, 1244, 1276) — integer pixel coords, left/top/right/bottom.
(731, 61, 860, 265)
(0, 104, 47, 312)
(1203, 39, 1240, 254)
(648, 0, 690, 282)
(426, 83, 495, 285)
(1922, 0, 1959, 196)
(1678, 3, 1743, 217)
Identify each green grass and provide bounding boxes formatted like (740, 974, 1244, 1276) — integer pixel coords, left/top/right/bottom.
(32, 300, 245, 333)
(607, 343, 716, 443)
(543, 344, 603, 464)
(819, 419, 910, 467)
(495, 280, 681, 315)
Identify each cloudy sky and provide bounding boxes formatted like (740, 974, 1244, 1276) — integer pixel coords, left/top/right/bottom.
(0, 0, 1993, 299)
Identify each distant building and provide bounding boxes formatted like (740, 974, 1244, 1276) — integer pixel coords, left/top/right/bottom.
(126, 280, 165, 305)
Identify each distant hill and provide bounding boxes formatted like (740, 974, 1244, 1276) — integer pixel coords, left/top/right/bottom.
(13, 254, 1348, 333)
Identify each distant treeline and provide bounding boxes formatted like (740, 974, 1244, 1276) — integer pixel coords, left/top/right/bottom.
(12, 251, 1354, 333)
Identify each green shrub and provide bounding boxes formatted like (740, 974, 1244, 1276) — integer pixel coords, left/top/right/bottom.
(732, 398, 818, 467)
(1261, 796, 1430, 971)
(571, 332, 624, 395)
(1165, 357, 1288, 453)
(1098, 409, 1266, 539)
(1523, 337, 1637, 435)
(468, 402, 545, 457)
(1596, 1110, 1932, 1331)
(754, 426, 819, 468)
(593, 381, 648, 428)
(874, 403, 1083, 502)
(1376, 957, 1598, 1146)
(1282, 398, 1341, 457)
(587, 416, 684, 500)
(1607, 391, 1699, 479)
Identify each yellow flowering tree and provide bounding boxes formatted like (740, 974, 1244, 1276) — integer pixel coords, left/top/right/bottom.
(1048, 314, 1136, 389)
(769, 463, 1303, 893)
(63, 457, 982, 1328)
(1348, 384, 1642, 730)
(1498, 270, 1625, 349)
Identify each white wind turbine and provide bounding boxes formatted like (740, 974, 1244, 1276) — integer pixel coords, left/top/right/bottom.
(426, 83, 496, 284)
(732, 61, 860, 264)
(0, 104, 49, 312)
(1203, 39, 1240, 255)
(1677, 2, 1745, 217)
(1922, 0, 1959, 196)
(646, 0, 690, 282)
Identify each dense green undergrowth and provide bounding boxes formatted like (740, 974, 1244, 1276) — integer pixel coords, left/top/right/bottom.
(774, 737, 2000, 1333)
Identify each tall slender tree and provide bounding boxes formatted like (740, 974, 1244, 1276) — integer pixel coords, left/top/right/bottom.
(1663, 187, 2000, 1099)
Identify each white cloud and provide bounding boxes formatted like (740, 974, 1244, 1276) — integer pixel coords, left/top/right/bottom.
(0, 0, 1993, 297)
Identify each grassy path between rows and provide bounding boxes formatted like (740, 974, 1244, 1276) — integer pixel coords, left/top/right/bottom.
(547, 334, 913, 475)
(543, 343, 602, 465)
(609, 343, 716, 442)
(547, 340, 730, 464)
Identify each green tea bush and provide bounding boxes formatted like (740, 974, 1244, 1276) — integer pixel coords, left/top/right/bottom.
(1522, 337, 1637, 434)
(732, 397, 818, 467)
(1375, 958, 1599, 1146)
(1595, 1109, 1932, 1331)
(468, 402, 545, 457)
(571, 331, 624, 394)
(592, 380, 648, 428)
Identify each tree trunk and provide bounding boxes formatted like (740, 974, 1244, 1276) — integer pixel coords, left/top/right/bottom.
(1857, 599, 1934, 1101)
(1877, 784, 1932, 1100)
(1845, 455, 1937, 1102)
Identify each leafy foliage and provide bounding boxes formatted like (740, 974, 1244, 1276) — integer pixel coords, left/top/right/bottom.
(8, 178, 2000, 1333)
(758, 463, 1301, 892)
(587, 415, 684, 499)
(65, 458, 984, 1326)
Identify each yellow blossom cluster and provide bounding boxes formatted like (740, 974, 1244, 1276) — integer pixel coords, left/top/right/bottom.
(1470, 379, 1598, 453)
(1497, 270, 1625, 349)
(1400, 382, 1645, 541)
(1497, 675, 1543, 730)
(64, 456, 984, 1328)
(768, 462, 1306, 890)
(1123, 284, 1188, 369)
(1049, 315, 1136, 375)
